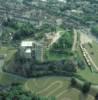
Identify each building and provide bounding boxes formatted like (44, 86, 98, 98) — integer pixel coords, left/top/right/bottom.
(19, 31, 61, 62)
(35, 43, 44, 62)
(20, 41, 34, 59)
(20, 41, 44, 62)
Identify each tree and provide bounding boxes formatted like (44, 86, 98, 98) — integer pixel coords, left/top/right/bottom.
(91, 25, 98, 37)
(70, 78, 77, 87)
(82, 82, 91, 94)
(48, 66, 55, 72)
(78, 59, 85, 70)
(95, 93, 98, 100)
(51, 31, 73, 51)
(64, 59, 77, 73)
(12, 22, 35, 41)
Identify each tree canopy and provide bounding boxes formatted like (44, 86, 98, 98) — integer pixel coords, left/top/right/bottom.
(91, 25, 98, 37)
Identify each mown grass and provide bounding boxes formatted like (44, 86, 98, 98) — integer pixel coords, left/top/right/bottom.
(76, 40, 98, 84)
(0, 46, 17, 63)
(85, 41, 98, 68)
(0, 72, 26, 85)
(77, 67, 98, 84)
(45, 50, 69, 61)
(24, 76, 94, 100)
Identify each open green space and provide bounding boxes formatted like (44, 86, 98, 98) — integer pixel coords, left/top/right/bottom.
(77, 67, 98, 84)
(76, 40, 98, 84)
(0, 72, 26, 85)
(0, 46, 17, 63)
(46, 49, 69, 61)
(85, 41, 98, 68)
(24, 77, 94, 100)
(46, 30, 73, 61)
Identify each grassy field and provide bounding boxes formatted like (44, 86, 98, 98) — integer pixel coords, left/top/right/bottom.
(0, 46, 17, 63)
(24, 77, 94, 100)
(77, 41, 98, 84)
(0, 72, 26, 85)
(85, 41, 98, 68)
(75, 39, 98, 84)
(77, 67, 98, 84)
(46, 50, 69, 61)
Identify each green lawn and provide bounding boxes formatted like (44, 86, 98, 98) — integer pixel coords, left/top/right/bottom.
(76, 40, 98, 84)
(24, 77, 94, 100)
(85, 41, 98, 68)
(0, 46, 17, 63)
(46, 50, 68, 61)
(45, 28, 73, 61)
(0, 72, 26, 85)
(77, 67, 98, 84)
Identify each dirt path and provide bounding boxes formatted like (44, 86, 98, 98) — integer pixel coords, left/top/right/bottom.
(49, 31, 63, 47)
(79, 30, 98, 71)
(37, 81, 63, 94)
(72, 29, 78, 51)
(80, 30, 93, 44)
(56, 89, 68, 98)
(85, 49, 98, 71)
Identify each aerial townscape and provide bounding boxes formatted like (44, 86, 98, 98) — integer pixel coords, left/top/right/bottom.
(0, 0, 98, 100)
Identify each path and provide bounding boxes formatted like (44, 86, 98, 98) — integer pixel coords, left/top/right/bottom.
(85, 49, 98, 71)
(72, 29, 78, 51)
(56, 90, 68, 98)
(25, 79, 72, 100)
(0, 59, 4, 72)
(34, 81, 63, 94)
(80, 30, 98, 71)
(49, 31, 63, 47)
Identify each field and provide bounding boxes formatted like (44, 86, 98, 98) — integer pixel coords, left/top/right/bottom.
(0, 46, 17, 63)
(77, 41, 98, 84)
(77, 67, 98, 84)
(0, 72, 26, 85)
(85, 41, 98, 69)
(24, 77, 94, 100)
(46, 50, 68, 61)
(75, 38, 98, 84)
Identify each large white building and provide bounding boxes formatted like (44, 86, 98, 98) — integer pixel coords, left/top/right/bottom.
(20, 41, 44, 62)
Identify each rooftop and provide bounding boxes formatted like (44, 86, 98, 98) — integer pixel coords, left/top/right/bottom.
(25, 48, 32, 53)
(21, 41, 34, 47)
